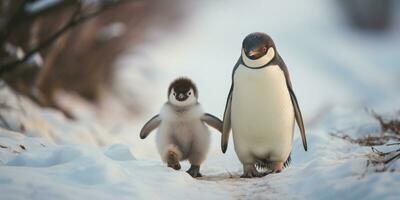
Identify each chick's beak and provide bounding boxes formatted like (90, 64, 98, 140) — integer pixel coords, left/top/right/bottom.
(176, 93, 188, 101)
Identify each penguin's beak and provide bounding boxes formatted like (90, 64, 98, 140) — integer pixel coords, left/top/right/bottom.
(248, 50, 258, 57)
(176, 93, 188, 101)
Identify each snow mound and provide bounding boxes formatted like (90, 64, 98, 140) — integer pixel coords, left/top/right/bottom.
(0, 86, 116, 146)
(7, 145, 81, 167)
(0, 142, 230, 200)
(104, 144, 136, 161)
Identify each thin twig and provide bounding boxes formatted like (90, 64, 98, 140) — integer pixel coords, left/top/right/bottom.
(386, 142, 400, 146)
(330, 132, 400, 146)
(0, 1, 80, 45)
(0, 0, 29, 45)
(0, 100, 12, 129)
(0, 0, 132, 76)
(0, 114, 11, 129)
(384, 152, 400, 164)
(371, 110, 400, 135)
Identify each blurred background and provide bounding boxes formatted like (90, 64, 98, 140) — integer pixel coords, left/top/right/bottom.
(0, 0, 399, 151)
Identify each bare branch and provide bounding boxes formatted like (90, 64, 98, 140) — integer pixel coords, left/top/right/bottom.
(0, 0, 133, 76)
(0, 0, 29, 45)
(1, 0, 78, 44)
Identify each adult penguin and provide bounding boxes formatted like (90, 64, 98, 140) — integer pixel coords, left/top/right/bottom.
(221, 32, 307, 178)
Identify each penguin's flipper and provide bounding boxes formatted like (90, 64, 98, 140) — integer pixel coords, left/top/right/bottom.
(277, 59, 307, 151)
(288, 86, 307, 151)
(201, 113, 223, 133)
(221, 86, 233, 153)
(139, 114, 161, 139)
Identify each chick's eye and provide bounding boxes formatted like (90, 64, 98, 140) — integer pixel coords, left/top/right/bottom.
(188, 92, 191, 95)
(173, 92, 176, 96)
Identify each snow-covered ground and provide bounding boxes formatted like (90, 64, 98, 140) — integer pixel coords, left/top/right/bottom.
(1, 0, 400, 199)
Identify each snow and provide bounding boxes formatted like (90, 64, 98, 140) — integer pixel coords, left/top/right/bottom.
(3, 43, 25, 60)
(1, 142, 229, 200)
(96, 22, 127, 42)
(1, 0, 400, 199)
(25, 0, 63, 14)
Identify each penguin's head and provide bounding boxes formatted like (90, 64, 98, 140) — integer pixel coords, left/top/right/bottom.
(168, 77, 198, 107)
(241, 32, 276, 68)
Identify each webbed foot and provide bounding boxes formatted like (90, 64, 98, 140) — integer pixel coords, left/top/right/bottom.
(186, 165, 202, 178)
(167, 151, 181, 170)
(240, 164, 269, 178)
(273, 162, 284, 173)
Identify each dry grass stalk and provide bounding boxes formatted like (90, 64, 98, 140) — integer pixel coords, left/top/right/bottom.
(366, 146, 400, 173)
(332, 111, 400, 173)
(330, 133, 400, 146)
(372, 110, 400, 135)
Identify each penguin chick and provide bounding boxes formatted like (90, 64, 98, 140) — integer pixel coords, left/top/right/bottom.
(140, 77, 223, 178)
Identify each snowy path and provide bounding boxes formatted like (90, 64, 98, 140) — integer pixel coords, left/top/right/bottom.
(122, 0, 400, 199)
(1, 0, 400, 200)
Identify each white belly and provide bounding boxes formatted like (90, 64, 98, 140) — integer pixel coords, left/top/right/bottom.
(231, 64, 294, 162)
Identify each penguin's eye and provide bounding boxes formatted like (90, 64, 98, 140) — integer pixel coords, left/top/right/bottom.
(188, 92, 191, 95)
(173, 92, 176, 96)
(262, 47, 267, 52)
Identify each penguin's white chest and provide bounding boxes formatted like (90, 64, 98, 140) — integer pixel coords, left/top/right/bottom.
(231, 64, 294, 161)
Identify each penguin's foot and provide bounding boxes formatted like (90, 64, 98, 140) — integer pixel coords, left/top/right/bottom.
(167, 151, 181, 170)
(273, 162, 284, 173)
(240, 164, 269, 178)
(186, 165, 202, 178)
